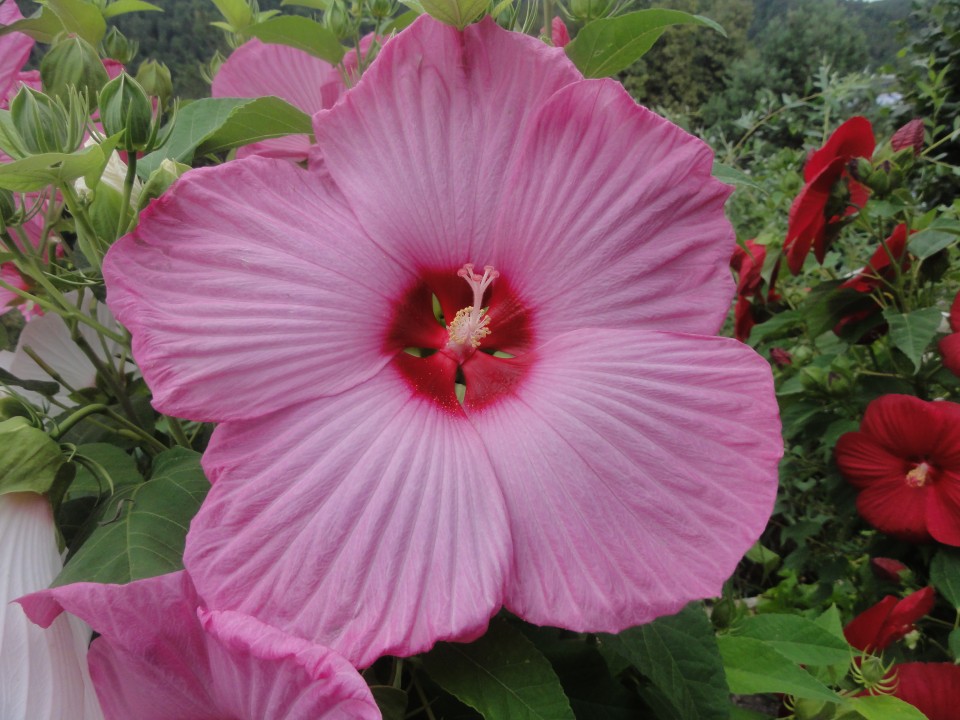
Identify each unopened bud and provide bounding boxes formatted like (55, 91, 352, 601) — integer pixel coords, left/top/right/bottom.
(369, 0, 393, 19)
(325, 1, 355, 41)
(40, 35, 109, 112)
(891, 118, 925, 156)
(98, 73, 154, 150)
(0, 396, 30, 421)
(103, 26, 139, 65)
(0, 189, 16, 227)
(136, 60, 173, 110)
(568, 0, 613, 21)
(9, 86, 84, 154)
(849, 157, 873, 182)
(137, 159, 189, 211)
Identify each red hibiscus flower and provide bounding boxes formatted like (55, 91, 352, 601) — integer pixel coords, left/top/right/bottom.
(784, 116, 875, 274)
(939, 290, 960, 377)
(730, 240, 779, 342)
(833, 224, 912, 340)
(891, 663, 960, 720)
(835, 394, 960, 545)
(843, 586, 935, 652)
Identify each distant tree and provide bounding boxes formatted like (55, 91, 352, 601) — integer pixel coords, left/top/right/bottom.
(620, 0, 753, 120)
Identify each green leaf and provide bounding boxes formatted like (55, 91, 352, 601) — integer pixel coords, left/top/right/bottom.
(102, 0, 163, 18)
(522, 627, 645, 720)
(732, 614, 851, 666)
(242, 16, 345, 63)
(0, 417, 65, 495)
(0, 366, 60, 396)
(908, 225, 958, 259)
(210, 0, 254, 29)
(599, 603, 729, 720)
(747, 310, 802, 346)
(717, 635, 840, 703)
(383, 9, 419, 32)
(42, 0, 107, 44)
(948, 627, 960, 662)
(744, 541, 781, 575)
(930, 548, 960, 609)
(882, 306, 943, 373)
(66, 443, 142, 501)
(371, 686, 407, 720)
(139, 97, 311, 173)
(564, 9, 724, 78)
(712, 162, 764, 193)
(0, 141, 113, 192)
(841, 695, 928, 720)
(54, 447, 209, 586)
(420, 616, 575, 720)
(0, 6, 65, 42)
(419, 0, 486, 29)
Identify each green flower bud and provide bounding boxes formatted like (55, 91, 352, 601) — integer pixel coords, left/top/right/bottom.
(103, 26, 139, 65)
(9, 86, 85, 155)
(0, 396, 30, 421)
(568, 0, 613, 22)
(40, 34, 109, 112)
(137, 158, 189, 211)
(325, 1, 356, 41)
(136, 60, 173, 110)
(98, 73, 154, 150)
(0, 417, 65, 496)
(369, 0, 394, 19)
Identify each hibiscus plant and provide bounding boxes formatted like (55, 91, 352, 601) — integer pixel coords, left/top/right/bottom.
(0, 0, 958, 719)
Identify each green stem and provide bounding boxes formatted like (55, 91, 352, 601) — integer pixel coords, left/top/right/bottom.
(166, 415, 192, 448)
(51, 403, 109, 440)
(115, 152, 138, 239)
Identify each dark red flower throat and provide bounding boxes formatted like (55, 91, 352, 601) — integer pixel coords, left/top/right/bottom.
(385, 264, 535, 413)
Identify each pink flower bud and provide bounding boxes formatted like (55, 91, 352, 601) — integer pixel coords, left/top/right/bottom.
(891, 118, 925, 156)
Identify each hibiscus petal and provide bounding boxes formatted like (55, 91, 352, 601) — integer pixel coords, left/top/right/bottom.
(21, 572, 378, 720)
(313, 15, 581, 266)
(940, 332, 960, 377)
(103, 157, 409, 422)
(893, 663, 960, 720)
(466, 329, 781, 631)
(186, 367, 511, 667)
(855, 478, 930, 543)
(859, 394, 940, 458)
(2, 493, 102, 720)
(803, 116, 875, 181)
(0, 2, 33, 104)
(212, 39, 342, 161)
(493, 79, 734, 337)
(200, 610, 380, 720)
(834, 432, 908, 488)
(926, 470, 960, 546)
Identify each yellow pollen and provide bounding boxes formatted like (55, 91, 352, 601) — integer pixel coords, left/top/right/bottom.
(448, 306, 491, 349)
(905, 462, 932, 488)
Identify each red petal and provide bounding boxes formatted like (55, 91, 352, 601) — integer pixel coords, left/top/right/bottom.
(860, 394, 940, 459)
(804, 116, 876, 181)
(835, 432, 908, 487)
(927, 471, 960, 546)
(894, 663, 960, 720)
(844, 595, 897, 651)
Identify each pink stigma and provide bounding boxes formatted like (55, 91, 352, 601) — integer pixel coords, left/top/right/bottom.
(446, 263, 499, 362)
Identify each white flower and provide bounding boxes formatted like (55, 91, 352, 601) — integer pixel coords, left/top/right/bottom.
(0, 492, 103, 719)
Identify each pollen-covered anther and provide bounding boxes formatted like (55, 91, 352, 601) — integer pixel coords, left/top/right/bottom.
(446, 263, 499, 360)
(906, 461, 932, 488)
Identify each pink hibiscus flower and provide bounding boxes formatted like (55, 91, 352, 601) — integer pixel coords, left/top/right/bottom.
(939, 290, 960, 377)
(19, 571, 379, 720)
(843, 586, 935, 653)
(103, 17, 782, 666)
(212, 37, 375, 161)
(835, 394, 960, 546)
(783, 116, 875, 274)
